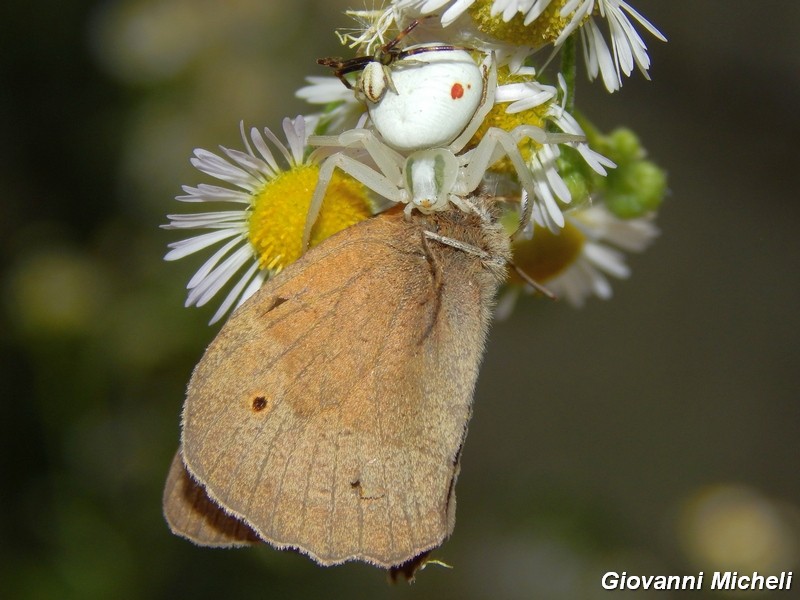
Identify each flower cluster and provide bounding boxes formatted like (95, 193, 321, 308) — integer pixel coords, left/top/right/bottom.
(165, 0, 666, 323)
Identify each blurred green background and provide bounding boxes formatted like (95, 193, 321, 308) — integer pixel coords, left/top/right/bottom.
(1, 1, 798, 598)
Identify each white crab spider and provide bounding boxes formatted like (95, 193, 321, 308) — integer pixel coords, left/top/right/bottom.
(303, 57, 582, 248)
(319, 20, 485, 153)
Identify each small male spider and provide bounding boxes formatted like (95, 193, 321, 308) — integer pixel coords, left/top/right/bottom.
(319, 18, 483, 153)
(318, 17, 464, 104)
(303, 58, 582, 248)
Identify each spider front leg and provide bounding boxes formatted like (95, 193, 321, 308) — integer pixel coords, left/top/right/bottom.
(302, 151, 408, 250)
(508, 125, 584, 228)
(447, 194, 478, 215)
(456, 127, 538, 198)
(309, 129, 405, 187)
(316, 55, 374, 89)
(456, 126, 575, 229)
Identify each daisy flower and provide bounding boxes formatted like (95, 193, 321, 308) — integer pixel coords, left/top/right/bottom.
(390, 0, 665, 91)
(496, 202, 658, 318)
(547, 204, 658, 305)
(163, 116, 372, 324)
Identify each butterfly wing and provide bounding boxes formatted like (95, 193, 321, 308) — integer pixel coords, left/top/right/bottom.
(163, 449, 260, 547)
(176, 208, 507, 567)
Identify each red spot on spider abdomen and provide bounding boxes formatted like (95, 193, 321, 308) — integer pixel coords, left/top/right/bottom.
(451, 83, 464, 99)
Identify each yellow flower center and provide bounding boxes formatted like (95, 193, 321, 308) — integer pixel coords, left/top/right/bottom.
(468, 0, 577, 46)
(509, 220, 585, 283)
(247, 164, 371, 271)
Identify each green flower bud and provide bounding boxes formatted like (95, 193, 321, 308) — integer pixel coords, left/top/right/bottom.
(605, 159, 667, 218)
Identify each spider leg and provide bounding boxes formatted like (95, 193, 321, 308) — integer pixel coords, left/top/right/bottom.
(334, 71, 354, 89)
(456, 126, 566, 230)
(310, 129, 405, 187)
(422, 230, 490, 260)
(397, 44, 471, 61)
(303, 152, 408, 250)
(509, 126, 585, 231)
(317, 55, 376, 89)
(456, 128, 536, 198)
(510, 125, 584, 145)
(381, 16, 430, 54)
(380, 63, 397, 95)
(447, 194, 476, 215)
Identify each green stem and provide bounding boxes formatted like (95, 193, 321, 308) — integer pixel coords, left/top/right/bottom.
(560, 33, 577, 114)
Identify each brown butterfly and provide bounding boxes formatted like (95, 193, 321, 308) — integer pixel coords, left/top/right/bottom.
(163, 198, 510, 574)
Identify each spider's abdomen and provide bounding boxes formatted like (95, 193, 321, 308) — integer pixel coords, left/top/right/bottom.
(368, 47, 483, 153)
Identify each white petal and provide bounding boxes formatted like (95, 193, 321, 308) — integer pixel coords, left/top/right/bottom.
(584, 242, 630, 278)
(186, 236, 244, 290)
(523, 0, 556, 25)
(165, 229, 243, 261)
(208, 261, 262, 325)
(187, 244, 255, 307)
(441, 0, 476, 26)
(163, 210, 245, 229)
(619, 1, 667, 41)
(237, 269, 268, 310)
(296, 76, 356, 104)
(221, 146, 272, 182)
(283, 116, 308, 165)
(190, 150, 260, 191)
(177, 184, 252, 204)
